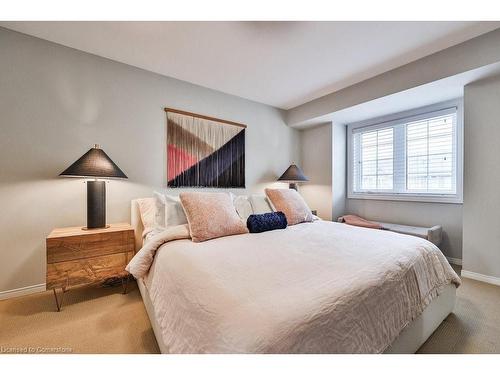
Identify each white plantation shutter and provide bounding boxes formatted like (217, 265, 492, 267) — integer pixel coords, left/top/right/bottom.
(350, 105, 460, 201)
(353, 128, 393, 191)
(406, 114, 455, 193)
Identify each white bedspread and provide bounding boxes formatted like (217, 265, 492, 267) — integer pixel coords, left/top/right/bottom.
(127, 221, 460, 353)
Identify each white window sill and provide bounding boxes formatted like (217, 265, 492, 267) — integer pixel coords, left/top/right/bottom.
(347, 192, 463, 204)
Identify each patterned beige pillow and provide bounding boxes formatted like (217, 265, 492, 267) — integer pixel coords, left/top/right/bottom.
(179, 192, 249, 242)
(265, 188, 314, 226)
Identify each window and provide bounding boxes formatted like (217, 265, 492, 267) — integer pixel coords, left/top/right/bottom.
(357, 127, 393, 191)
(348, 101, 462, 203)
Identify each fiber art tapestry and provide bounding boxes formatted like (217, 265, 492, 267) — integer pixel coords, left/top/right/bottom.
(166, 109, 246, 188)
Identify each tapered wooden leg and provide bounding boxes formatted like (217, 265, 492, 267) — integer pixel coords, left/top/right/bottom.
(53, 287, 66, 312)
(122, 274, 130, 294)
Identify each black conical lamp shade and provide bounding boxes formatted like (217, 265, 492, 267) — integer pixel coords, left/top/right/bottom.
(278, 164, 309, 182)
(278, 164, 308, 190)
(59, 145, 127, 178)
(60, 145, 127, 230)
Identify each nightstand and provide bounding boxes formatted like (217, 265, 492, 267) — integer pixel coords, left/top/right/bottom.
(46, 223, 135, 311)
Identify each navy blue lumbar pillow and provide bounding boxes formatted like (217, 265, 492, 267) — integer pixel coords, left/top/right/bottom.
(246, 211, 288, 233)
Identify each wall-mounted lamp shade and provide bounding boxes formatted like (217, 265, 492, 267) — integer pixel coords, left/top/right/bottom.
(278, 164, 309, 182)
(59, 144, 127, 179)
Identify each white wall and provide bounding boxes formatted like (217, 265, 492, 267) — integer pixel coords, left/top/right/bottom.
(0, 28, 300, 294)
(463, 75, 500, 278)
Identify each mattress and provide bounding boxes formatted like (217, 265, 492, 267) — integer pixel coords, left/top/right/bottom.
(129, 220, 460, 353)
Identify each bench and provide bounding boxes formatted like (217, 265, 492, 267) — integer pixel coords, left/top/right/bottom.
(338, 218, 442, 246)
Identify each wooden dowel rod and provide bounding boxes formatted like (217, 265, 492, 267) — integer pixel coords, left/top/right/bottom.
(164, 107, 247, 128)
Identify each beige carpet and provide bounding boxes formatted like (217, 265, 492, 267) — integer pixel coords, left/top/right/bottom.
(1, 268, 499, 354)
(417, 266, 500, 354)
(0, 283, 160, 354)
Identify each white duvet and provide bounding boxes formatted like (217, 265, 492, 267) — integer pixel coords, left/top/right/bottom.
(127, 220, 460, 353)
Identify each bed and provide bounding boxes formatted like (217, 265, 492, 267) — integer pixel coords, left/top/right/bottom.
(130, 199, 459, 354)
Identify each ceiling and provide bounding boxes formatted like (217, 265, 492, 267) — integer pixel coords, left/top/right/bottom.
(1, 21, 499, 109)
(294, 61, 500, 129)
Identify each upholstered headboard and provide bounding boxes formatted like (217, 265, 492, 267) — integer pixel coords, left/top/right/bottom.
(131, 199, 145, 252)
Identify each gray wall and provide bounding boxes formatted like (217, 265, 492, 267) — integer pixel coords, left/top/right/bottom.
(0, 28, 300, 294)
(299, 123, 333, 220)
(287, 27, 500, 126)
(332, 123, 346, 220)
(299, 117, 462, 260)
(346, 200, 463, 260)
(299, 122, 346, 222)
(345, 103, 464, 261)
(463, 75, 500, 278)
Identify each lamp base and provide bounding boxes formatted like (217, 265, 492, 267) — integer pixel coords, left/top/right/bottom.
(82, 225, 110, 231)
(289, 183, 298, 190)
(86, 180, 107, 229)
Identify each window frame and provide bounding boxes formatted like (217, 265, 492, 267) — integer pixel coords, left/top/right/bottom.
(347, 99, 463, 204)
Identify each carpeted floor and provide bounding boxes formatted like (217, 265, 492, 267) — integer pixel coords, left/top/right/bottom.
(0, 283, 160, 354)
(417, 266, 500, 354)
(0, 267, 499, 354)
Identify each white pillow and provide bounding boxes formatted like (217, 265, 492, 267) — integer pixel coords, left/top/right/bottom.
(249, 194, 274, 214)
(165, 194, 188, 227)
(233, 195, 253, 221)
(153, 191, 166, 228)
(153, 191, 188, 228)
(135, 197, 156, 237)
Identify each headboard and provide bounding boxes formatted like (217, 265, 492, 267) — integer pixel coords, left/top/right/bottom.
(131, 199, 145, 252)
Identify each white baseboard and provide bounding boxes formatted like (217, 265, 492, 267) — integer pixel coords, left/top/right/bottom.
(0, 283, 46, 301)
(446, 257, 463, 266)
(461, 270, 500, 287)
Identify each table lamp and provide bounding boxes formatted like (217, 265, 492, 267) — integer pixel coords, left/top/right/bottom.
(59, 144, 127, 229)
(277, 164, 309, 190)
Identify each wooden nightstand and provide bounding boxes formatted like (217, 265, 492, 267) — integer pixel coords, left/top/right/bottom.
(46, 223, 135, 311)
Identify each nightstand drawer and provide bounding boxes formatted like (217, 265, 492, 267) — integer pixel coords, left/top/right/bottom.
(47, 230, 134, 263)
(46, 251, 134, 289)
